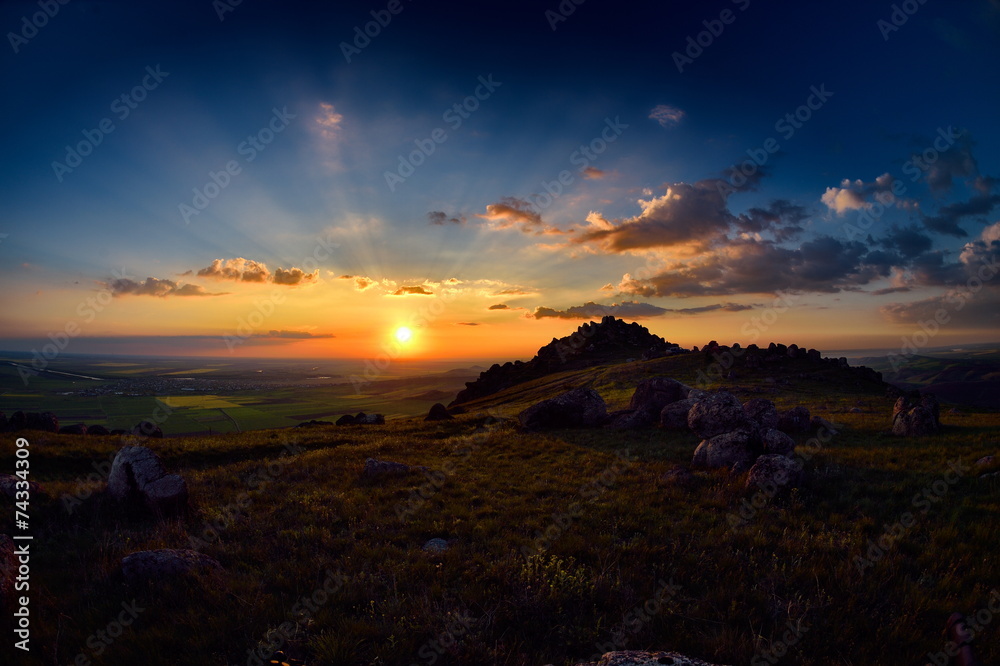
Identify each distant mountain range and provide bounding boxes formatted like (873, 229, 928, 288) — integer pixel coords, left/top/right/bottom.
(858, 349, 1000, 409)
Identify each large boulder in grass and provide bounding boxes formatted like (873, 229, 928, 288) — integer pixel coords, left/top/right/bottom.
(121, 549, 223, 585)
(518, 388, 608, 430)
(746, 454, 802, 493)
(131, 420, 163, 438)
(777, 406, 811, 434)
(59, 423, 88, 435)
(892, 406, 938, 436)
(87, 424, 110, 436)
(691, 430, 758, 472)
(743, 398, 779, 430)
(424, 403, 453, 421)
(660, 398, 698, 430)
(0, 474, 42, 500)
(361, 458, 413, 480)
(687, 392, 754, 439)
(108, 446, 187, 517)
(25, 412, 59, 433)
(628, 378, 690, 416)
(573, 651, 731, 666)
(761, 428, 796, 457)
(8, 412, 27, 432)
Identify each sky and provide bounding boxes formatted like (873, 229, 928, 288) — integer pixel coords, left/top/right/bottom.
(1, 0, 999, 361)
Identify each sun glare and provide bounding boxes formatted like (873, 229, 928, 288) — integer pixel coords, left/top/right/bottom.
(394, 326, 413, 343)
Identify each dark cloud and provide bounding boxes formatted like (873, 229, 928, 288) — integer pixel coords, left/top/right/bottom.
(339, 274, 377, 291)
(617, 236, 873, 297)
(428, 211, 466, 225)
(664, 303, 755, 314)
(531, 301, 668, 319)
(921, 192, 1000, 237)
(273, 267, 318, 286)
(255, 330, 335, 339)
(916, 129, 979, 193)
(488, 303, 509, 310)
(108, 277, 222, 298)
(391, 285, 433, 296)
(456, 322, 480, 326)
(879, 225, 934, 259)
(735, 199, 809, 241)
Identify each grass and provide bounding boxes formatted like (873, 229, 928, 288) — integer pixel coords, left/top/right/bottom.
(0, 353, 998, 665)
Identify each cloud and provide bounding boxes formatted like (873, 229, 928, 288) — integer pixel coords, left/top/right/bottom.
(273, 267, 317, 286)
(108, 277, 222, 298)
(197, 257, 270, 282)
(649, 104, 685, 128)
(663, 303, 755, 315)
(456, 322, 480, 326)
(254, 330, 335, 339)
(488, 303, 509, 310)
(879, 225, 934, 259)
(615, 236, 874, 297)
(821, 173, 897, 215)
(196, 258, 317, 285)
(391, 285, 433, 296)
(339, 274, 377, 291)
(921, 191, 1000, 237)
(428, 211, 467, 225)
(315, 102, 343, 140)
(918, 129, 978, 193)
(530, 300, 669, 320)
(477, 197, 543, 230)
(735, 200, 808, 241)
(582, 166, 605, 180)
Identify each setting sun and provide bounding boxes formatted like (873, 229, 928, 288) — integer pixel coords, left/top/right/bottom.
(394, 326, 413, 343)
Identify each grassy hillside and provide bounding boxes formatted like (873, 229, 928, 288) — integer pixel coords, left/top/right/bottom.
(1, 353, 998, 665)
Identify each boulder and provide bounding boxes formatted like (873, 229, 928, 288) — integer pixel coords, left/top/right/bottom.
(691, 430, 758, 472)
(121, 549, 223, 585)
(361, 458, 412, 479)
(746, 454, 802, 493)
(687, 392, 754, 439)
(0, 474, 42, 500)
(424, 403, 454, 421)
(143, 474, 189, 518)
(659, 466, 695, 486)
(606, 409, 652, 430)
(87, 424, 110, 436)
(335, 414, 356, 426)
(354, 412, 385, 425)
(761, 428, 796, 457)
(108, 446, 167, 502)
(976, 456, 995, 467)
(659, 398, 697, 430)
(628, 378, 690, 416)
(777, 406, 811, 434)
(108, 445, 187, 517)
(742, 398, 778, 430)
(518, 388, 608, 430)
(25, 412, 59, 433)
(131, 420, 163, 438)
(8, 412, 26, 432)
(573, 651, 731, 666)
(0, 412, 5, 432)
(892, 406, 938, 436)
(0, 535, 15, 604)
(422, 538, 449, 553)
(59, 423, 88, 435)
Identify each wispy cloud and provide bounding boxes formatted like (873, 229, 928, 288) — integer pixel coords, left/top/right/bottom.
(649, 104, 685, 128)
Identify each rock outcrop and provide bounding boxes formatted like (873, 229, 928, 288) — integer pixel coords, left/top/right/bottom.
(746, 454, 802, 492)
(121, 549, 223, 585)
(424, 403, 454, 421)
(687, 391, 754, 439)
(518, 388, 608, 430)
(892, 392, 941, 436)
(451, 317, 684, 406)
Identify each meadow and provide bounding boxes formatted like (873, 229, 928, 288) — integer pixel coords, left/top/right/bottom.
(1, 352, 998, 665)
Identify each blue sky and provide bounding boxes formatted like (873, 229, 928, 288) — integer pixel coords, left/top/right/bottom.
(1, 0, 998, 359)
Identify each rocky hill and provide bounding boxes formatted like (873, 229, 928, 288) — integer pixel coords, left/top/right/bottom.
(450, 316, 684, 405)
